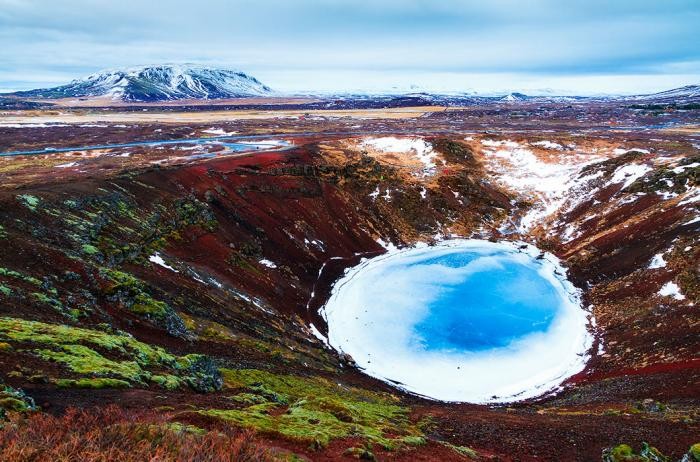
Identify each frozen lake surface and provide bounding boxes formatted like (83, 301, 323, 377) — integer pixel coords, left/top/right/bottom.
(321, 240, 592, 403)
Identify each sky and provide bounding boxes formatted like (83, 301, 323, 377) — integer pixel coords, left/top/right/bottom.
(1, 0, 699, 95)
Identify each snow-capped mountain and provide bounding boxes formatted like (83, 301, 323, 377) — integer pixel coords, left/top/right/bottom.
(499, 92, 529, 102)
(14, 64, 273, 102)
(626, 85, 700, 103)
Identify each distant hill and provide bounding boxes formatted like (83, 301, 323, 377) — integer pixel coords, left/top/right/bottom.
(11, 64, 273, 102)
(624, 85, 700, 103)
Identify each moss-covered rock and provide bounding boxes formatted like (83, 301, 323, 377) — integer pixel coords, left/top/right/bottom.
(602, 442, 669, 462)
(199, 368, 421, 450)
(16, 194, 40, 211)
(0, 384, 36, 417)
(0, 317, 220, 392)
(55, 377, 131, 389)
(682, 444, 700, 462)
(101, 268, 188, 338)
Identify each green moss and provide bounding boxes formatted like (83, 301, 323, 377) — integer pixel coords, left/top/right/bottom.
(36, 344, 145, 382)
(81, 244, 100, 255)
(603, 443, 669, 462)
(0, 397, 30, 412)
(401, 435, 427, 446)
(0, 317, 220, 392)
(150, 374, 183, 390)
(102, 269, 172, 320)
(17, 194, 40, 211)
(0, 285, 11, 296)
(31, 292, 64, 311)
(55, 377, 131, 389)
(0, 384, 36, 414)
(229, 393, 269, 405)
(0, 224, 6, 239)
(202, 369, 419, 449)
(0, 267, 42, 286)
(440, 442, 479, 459)
(689, 443, 700, 462)
(605, 444, 634, 461)
(131, 293, 169, 317)
(344, 446, 377, 461)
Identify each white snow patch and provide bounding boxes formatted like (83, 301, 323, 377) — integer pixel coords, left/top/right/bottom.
(202, 127, 236, 136)
(672, 162, 699, 174)
(148, 253, 179, 273)
(531, 140, 563, 150)
(55, 162, 78, 168)
(658, 281, 685, 300)
(376, 238, 399, 251)
(613, 148, 650, 155)
(648, 253, 667, 269)
(308, 323, 329, 346)
(480, 139, 603, 232)
(679, 187, 700, 205)
(0, 123, 69, 128)
(683, 216, 700, 226)
(259, 259, 277, 269)
(361, 136, 438, 177)
(609, 164, 652, 190)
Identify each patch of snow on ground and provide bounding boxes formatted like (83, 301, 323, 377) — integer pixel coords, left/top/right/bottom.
(202, 127, 236, 136)
(308, 323, 329, 346)
(369, 186, 380, 200)
(148, 253, 179, 272)
(672, 162, 699, 174)
(259, 259, 277, 269)
(658, 281, 685, 300)
(480, 139, 603, 232)
(679, 187, 700, 205)
(531, 141, 563, 150)
(613, 148, 650, 155)
(55, 162, 78, 168)
(609, 164, 652, 190)
(0, 123, 69, 128)
(648, 253, 667, 269)
(361, 136, 438, 176)
(376, 238, 399, 251)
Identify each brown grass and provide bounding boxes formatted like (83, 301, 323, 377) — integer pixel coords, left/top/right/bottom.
(0, 406, 278, 462)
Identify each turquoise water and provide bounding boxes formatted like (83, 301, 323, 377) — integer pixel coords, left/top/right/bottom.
(411, 250, 560, 352)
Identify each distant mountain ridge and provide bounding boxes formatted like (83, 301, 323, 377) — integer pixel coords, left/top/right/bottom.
(12, 64, 273, 102)
(5, 65, 698, 105)
(623, 84, 700, 103)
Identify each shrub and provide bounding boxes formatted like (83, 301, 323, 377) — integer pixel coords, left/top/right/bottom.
(0, 405, 279, 462)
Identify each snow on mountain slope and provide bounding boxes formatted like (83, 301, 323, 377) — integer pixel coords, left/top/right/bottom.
(479, 139, 604, 232)
(14, 64, 273, 102)
(630, 85, 700, 102)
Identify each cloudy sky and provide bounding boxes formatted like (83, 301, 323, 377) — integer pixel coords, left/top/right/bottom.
(1, 0, 699, 95)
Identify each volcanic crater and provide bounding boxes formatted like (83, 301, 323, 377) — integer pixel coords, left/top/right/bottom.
(0, 102, 698, 461)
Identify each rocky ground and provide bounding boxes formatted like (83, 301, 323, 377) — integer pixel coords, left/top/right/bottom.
(0, 101, 697, 461)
